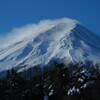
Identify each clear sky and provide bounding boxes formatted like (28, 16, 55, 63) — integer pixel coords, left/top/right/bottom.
(0, 0, 100, 35)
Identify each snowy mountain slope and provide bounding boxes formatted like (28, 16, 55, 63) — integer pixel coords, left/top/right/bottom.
(0, 18, 100, 73)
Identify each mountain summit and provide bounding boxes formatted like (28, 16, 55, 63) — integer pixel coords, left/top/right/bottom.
(0, 18, 100, 73)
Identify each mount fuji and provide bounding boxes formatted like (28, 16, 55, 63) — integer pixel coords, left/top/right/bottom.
(0, 18, 100, 74)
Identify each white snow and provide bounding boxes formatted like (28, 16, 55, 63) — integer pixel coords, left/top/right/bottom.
(67, 86, 80, 95)
(78, 78, 84, 83)
(0, 17, 100, 74)
(81, 81, 94, 89)
(49, 90, 54, 96)
(48, 85, 52, 89)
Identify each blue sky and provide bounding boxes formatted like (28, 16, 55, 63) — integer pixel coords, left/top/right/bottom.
(0, 0, 100, 35)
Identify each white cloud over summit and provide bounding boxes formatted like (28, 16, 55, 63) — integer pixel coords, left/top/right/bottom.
(0, 19, 51, 50)
(0, 18, 77, 50)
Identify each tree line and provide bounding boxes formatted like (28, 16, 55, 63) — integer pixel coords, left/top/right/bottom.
(0, 61, 100, 100)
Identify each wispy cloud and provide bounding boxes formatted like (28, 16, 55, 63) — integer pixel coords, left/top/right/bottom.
(0, 19, 54, 50)
(0, 18, 76, 50)
(0, 24, 35, 49)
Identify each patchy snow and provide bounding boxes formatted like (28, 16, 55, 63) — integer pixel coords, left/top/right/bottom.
(78, 78, 84, 83)
(81, 81, 94, 89)
(67, 86, 80, 95)
(48, 85, 52, 89)
(49, 90, 54, 96)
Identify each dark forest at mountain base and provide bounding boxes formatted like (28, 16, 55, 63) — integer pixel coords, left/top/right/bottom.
(0, 61, 100, 100)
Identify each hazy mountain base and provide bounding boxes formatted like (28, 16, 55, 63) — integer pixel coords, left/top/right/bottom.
(0, 61, 100, 100)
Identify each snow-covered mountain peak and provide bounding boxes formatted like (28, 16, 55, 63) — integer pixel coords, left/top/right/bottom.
(19, 17, 78, 42)
(0, 17, 100, 74)
(1, 17, 78, 49)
